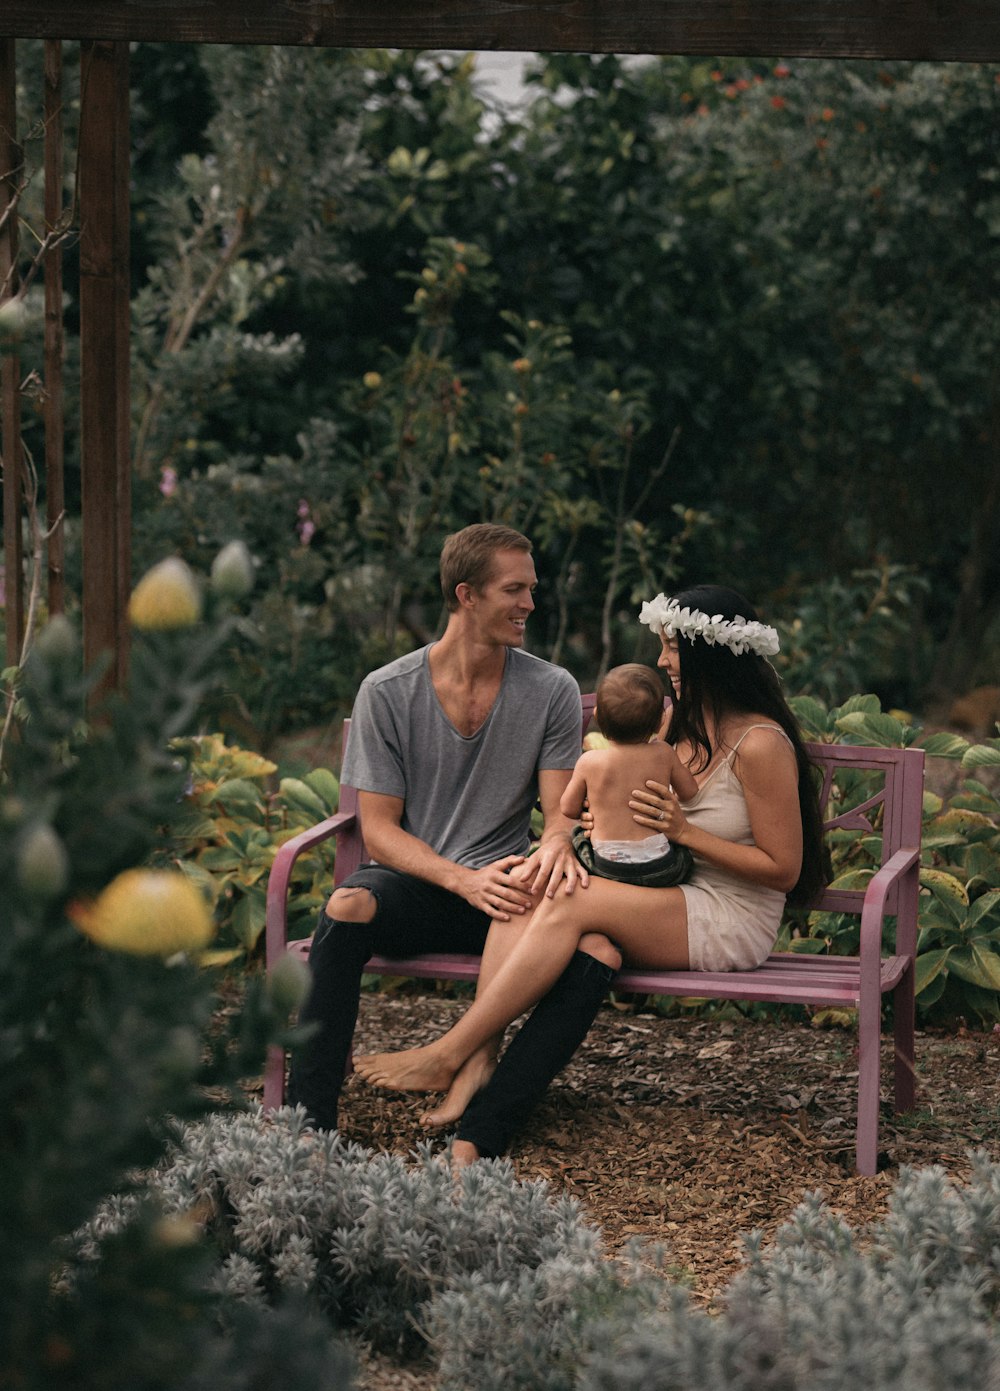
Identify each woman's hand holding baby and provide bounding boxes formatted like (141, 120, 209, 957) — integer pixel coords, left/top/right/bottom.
(628, 779, 689, 840)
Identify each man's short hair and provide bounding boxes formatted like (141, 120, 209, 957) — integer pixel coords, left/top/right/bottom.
(596, 664, 665, 743)
(440, 523, 532, 611)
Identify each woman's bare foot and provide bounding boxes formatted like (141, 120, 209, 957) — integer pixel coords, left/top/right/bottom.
(450, 1139, 482, 1170)
(420, 1051, 497, 1131)
(353, 1042, 457, 1094)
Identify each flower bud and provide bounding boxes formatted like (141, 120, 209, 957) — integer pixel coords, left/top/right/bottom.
(129, 558, 202, 631)
(33, 614, 78, 666)
(70, 868, 214, 955)
(0, 297, 29, 342)
(16, 822, 70, 900)
(268, 953, 311, 1013)
(210, 540, 255, 599)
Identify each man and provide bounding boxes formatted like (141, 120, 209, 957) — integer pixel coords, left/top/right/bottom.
(288, 523, 620, 1164)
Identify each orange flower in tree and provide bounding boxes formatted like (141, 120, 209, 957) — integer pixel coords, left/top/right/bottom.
(70, 868, 215, 956)
(128, 558, 202, 631)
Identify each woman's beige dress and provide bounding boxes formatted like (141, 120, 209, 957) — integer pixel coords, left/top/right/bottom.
(679, 724, 792, 972)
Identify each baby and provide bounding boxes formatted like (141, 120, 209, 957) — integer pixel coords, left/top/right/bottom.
(561, 663, 699, 885)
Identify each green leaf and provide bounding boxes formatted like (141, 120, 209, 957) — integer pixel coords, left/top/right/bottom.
(232, 887, 267, 950)
(303, 767, 340, 809)
(279, 777, 330, 820)
(919, 867, 969, 911)
(176, 858, 223, 908)
(198, 845, 244, 872)
(828, 869, 875, 892)
(789, 695, 831, 739)
(918, 731, 971, 759)
(962, 743, 1000, 769)
(945, 943, 1000, 992)
(833, 711, 907, 748)
(916, 971, 948, 1010)
(205, 778, 266, 811)
(835, 694, 882, 718)
(788, 937, 830, 954)
(967, 889, 1000, 930)
(914, 947, 952, 995)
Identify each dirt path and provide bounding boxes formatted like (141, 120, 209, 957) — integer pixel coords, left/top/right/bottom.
(337, 991, 1000, 1301)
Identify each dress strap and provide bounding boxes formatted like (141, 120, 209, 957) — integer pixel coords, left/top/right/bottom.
(728, 723, 794, 756)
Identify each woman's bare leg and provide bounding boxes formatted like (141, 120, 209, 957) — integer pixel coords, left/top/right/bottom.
(354, 879, 688, 1093)
(419, 915, 528, 1129)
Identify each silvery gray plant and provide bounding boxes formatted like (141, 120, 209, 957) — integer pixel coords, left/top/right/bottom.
(76, 1111, 1000, 1390)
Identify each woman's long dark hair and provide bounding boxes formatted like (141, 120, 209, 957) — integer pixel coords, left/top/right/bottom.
(664, 584, 826, 906)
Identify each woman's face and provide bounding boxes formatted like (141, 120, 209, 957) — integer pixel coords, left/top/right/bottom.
(657, 634, 681, 696)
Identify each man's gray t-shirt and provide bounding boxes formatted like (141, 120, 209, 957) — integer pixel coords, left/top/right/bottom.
(341, 645, 581, 869)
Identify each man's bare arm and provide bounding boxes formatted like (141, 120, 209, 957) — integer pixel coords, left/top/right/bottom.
(338, 789, 535, 920)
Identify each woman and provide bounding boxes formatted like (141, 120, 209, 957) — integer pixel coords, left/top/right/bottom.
(355, 584, 826, 1142)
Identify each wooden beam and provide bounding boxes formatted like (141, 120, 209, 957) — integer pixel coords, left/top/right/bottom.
(44, 40, 66, 617)
(78, 40, 130, 691)
(2, 0, 1000, 62)
(1, 38, 24, 667)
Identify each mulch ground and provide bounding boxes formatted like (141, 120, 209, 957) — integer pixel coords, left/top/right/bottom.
(246, 988, 1000, 1389)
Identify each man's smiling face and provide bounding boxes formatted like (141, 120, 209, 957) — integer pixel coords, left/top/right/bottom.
(468, 547, 537, 648)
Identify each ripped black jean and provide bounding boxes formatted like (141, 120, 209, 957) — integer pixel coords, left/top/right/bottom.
(287, 864, 614, 1154)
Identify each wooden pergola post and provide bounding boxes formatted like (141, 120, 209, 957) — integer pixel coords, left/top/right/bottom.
(44, 40, 66, 618)
(1, 38, 24, 667)
(78, 39, 131, 689)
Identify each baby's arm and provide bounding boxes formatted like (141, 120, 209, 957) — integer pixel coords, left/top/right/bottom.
(559, 758, 590, 820)
(665, 748, 699, 802)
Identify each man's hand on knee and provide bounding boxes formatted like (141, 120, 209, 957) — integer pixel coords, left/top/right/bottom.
(458, 856, 534, 920)
(510, 834, 589, 901)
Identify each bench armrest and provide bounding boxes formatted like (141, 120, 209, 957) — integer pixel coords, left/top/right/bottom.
(858, 844, 921, 999)
(264, 810, 358, 968)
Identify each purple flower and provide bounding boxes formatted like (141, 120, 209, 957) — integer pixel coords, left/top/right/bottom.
(159, 466, 178, 498)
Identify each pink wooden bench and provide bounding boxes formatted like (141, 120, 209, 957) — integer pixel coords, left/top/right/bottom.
(264, 694, 925, 1175)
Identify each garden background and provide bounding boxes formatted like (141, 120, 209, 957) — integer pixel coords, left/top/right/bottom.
(3, 43, 1000, 1391)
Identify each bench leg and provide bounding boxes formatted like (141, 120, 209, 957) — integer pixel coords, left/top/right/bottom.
(855, 999, 882, 1176)
(263, 1042, 286, 1112)
(893, 967, 916, 1114)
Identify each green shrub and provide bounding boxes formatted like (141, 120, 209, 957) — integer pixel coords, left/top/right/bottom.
(0, 572, 343, 1390)
(169, 732, 339, 953)
(786, 694, 1000, 1024)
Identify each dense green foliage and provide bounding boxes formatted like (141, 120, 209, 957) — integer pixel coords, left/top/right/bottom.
(5, 47, 998, 742)
(787, 694, 1000, 1023)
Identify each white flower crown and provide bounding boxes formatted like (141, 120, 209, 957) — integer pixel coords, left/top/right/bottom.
(639, 593, 780, 658)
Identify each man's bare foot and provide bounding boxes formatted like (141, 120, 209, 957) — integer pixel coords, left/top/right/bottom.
(353, 1043, 457, 1094)
(420, 1052, 497, 1130)
(450, 1139, 481, 1170)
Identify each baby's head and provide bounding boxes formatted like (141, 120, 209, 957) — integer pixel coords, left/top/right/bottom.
(596, 664, 665, 744)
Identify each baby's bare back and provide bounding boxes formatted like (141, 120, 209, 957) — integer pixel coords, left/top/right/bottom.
(586, 743, 679, 842)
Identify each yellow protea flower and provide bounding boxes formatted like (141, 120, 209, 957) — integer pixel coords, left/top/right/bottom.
(128, 557, 202, 630)
(70, 869, 214, 956)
